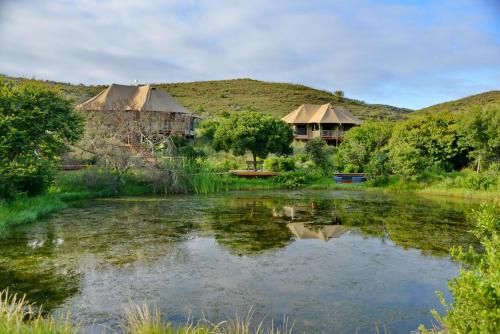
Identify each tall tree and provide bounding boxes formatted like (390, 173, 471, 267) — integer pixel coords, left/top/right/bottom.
(212, 111, 294, 170)
(0, 80, 83, 197)
(388, 112, 466, 174)
(336, 121, 394, 173)
(458, 105, 500, 172)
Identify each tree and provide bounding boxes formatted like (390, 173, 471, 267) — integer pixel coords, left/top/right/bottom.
(336, 121, 393, 173)
(305, 138, 329, 171)
(212, 111, 294, 170)
(458, 105, 500, 172)
(0, 80, 83, 197)
(388, 113, 466, 174)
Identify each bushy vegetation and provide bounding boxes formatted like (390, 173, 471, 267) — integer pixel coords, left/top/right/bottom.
(0, 80, 83, 199)
(304, 138, 331, 173)
(420, 204, 500, 333)
(335, 121, 393, 173)
(263, 156, 295, 172)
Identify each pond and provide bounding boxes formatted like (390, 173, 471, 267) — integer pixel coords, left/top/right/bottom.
(0, 190, 479, 333)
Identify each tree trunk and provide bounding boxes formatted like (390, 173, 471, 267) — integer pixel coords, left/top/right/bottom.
(252, 153, 257, 171)
(477, 155, 481, 173)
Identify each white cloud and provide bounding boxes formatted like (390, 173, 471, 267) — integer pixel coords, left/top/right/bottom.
(0, 0, 498, 108)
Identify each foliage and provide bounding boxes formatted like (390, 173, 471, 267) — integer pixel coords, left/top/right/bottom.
(264, 156, 295, 172)
(420, 204, 500, 334)
(213, 110, 294, 169)
(388, 113, 466, 174)
(336, 121, 393, 173)
(0, 80, 83, 198)
(197, 119, 219, 140)
(304, 138, 329, 170)
(274, 170, 321, 188)
(388, 142, 424, 179)
(458, 105, 500, 172)
(439, 170, 499, 191)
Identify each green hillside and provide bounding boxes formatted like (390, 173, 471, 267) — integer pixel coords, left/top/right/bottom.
(157, 79, 412, 120)
(416, 90, 500, 114)
(3, 76, 412, 121)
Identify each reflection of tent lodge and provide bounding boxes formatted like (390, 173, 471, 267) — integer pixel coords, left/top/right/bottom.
(287, 223, 346, 242)
(77, 84, 195, 141)
(282, 103, 363, 145)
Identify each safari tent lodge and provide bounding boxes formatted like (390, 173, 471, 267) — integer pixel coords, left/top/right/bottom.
(77, 84, 195, 143)
(282, 103, 363, 145)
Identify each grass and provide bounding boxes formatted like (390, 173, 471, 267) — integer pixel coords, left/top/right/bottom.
(0, 194, 67, 229)
(415, 90, 500, 115)
(0, 289, 293, 334)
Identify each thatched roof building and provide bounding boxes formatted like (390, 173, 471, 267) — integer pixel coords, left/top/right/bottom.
(77, 84, 195, 139)
(282, 103, 362, 144)
(77, 84, 191, 114)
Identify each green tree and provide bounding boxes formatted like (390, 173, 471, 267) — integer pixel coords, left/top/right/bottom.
(388, 113, 466, 175)
(0, 80, 83, 198)
(212, 111, 293, 170)
(305, 138, 329, 171)
(336, 121, 393, 173)
(458, 105, 500, 172)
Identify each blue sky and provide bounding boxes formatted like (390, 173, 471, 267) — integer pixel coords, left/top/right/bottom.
(0, 0, 499, 109)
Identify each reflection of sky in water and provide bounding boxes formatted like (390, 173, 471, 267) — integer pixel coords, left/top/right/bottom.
(0, 190, 478, 333)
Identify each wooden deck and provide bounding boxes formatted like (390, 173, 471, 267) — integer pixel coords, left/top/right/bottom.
(230, 170, 279, 178)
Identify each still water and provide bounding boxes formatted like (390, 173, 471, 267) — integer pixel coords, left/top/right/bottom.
(0, 190, 479, 333)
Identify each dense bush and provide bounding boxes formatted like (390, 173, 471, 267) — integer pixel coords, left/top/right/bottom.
(0, 80, 83, 198)
(263, 156, 295, 172)
(420, 205, 500, 333)
(336, 121, 393, 173)
(388, 113, 467, 174)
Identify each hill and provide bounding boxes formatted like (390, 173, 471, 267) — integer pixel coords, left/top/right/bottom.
(157, 79, 412, 121)
(2, 75, 412, 121)
(416, 90, 500, 114)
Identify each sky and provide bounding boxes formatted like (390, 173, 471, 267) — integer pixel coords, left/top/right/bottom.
(0, 0, 499, 109)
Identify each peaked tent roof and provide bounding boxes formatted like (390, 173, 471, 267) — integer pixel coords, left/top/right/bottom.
(287, 223, 346, 242)
(282, 103, 363, 125)
(77, 84, 192, 114)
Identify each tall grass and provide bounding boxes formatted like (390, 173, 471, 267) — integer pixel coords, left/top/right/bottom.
(0, 289, 76, 334)
(0, 289, 293, 334)
(0, 194, 67, 229)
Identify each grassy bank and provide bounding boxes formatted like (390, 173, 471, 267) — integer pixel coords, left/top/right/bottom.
(0, 290, 293, 334)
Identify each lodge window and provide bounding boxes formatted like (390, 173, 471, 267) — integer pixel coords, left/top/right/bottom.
(312, 123, 319, 131)
(295, 124, 307, 135)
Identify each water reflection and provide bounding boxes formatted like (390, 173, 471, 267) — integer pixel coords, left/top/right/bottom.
(287, 223, 346, 241)
(0, 190, 480, 332)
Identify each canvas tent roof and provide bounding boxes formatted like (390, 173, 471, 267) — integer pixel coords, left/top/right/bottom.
(282, 103, 362, 125)
(287, 223, 346, 242)
(77, 84, 192, 114)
